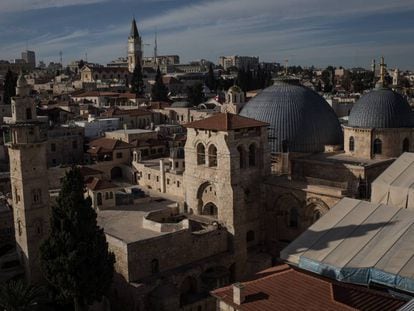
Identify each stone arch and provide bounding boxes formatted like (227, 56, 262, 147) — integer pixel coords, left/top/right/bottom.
(403, 138, 410, 152)
(273, 193, 303, 242)
(304, 197, 329, 227)
(208, 144, 218, 167)
(196, 182, 218, 216)
(237, 144, 246, 169)
(202, 202, 218, 217)
(373, 138, 382, 155)
(180, 276, 198, 307)
(111, 166, 122, 179)
(196, 142, 206, 165)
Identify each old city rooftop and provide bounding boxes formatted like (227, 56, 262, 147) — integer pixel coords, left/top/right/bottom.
(183, 112, 269, 131)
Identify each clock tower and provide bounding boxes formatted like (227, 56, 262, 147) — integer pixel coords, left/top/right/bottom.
(128, 18, 142, 73)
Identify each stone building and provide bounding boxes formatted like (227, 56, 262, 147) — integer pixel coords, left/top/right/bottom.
(3, 74, 50, 283)
(220, 86, 245, 114)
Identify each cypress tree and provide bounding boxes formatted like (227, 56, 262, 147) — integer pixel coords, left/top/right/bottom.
(40, 167, 115, 311)
(205, 64, 216, 92)
(186, 83, 204, 106)
(151, 67, 168, 101)
(131, 63, 144, 96)
(3, 69, 17, 105)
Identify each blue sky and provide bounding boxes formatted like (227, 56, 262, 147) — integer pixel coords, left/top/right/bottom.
(0, 0, 413, 69)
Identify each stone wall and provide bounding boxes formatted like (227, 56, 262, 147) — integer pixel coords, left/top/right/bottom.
(126, 227, 228, 281)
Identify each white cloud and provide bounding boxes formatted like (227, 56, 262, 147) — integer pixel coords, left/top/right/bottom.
(0, 0, 109, 12)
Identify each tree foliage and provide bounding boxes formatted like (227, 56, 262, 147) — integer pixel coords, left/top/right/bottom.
(186, 83, 205, 106)
(3, 69, 17, 105)
(236, 66, 272, 92)
(40, 167, 115, 311)
(0, 279, 44, 311)
(205, 64, 217, 92)
(130, 63, 144, 96)
(151, 67, 169, 101)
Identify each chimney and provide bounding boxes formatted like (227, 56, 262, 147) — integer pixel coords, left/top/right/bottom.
(233, 283, 245, 305)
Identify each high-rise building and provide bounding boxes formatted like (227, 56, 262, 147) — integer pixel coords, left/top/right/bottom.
(21, 50, 36, 68)
(218, 55, 259, 70)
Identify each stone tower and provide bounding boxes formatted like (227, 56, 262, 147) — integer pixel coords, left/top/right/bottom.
(221, 85, 245, 114)
(183, 113, 270, 279)
(128, 18, 143, 73)
(4, 74, 49, 284)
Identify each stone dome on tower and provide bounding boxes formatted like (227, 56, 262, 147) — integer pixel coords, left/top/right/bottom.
(240, 78, 342, 153)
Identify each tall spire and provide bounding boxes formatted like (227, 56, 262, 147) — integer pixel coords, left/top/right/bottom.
(130, 18, 139, 38)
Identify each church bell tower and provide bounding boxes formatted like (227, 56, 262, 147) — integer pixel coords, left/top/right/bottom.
(128, 18, 143, 73)
(4, 74, 49, 284)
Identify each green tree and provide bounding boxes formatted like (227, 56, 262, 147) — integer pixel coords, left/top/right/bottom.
(3, 69, 17, 105)
(151, 67, 169, 101)
(40, 167, 115, 311)
(205, 64, 217, 92)
(130, 63, 144, 96)
(0, 279, 44, 311)
(186, 83, 204, 106)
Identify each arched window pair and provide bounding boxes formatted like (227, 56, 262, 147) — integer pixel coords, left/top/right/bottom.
(197, 143, 217, 167)
(237, 144, 256, 169)
(349, 137, 355, 152)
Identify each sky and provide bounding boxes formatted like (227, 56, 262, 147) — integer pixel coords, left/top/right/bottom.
(0, 0, 414, 69)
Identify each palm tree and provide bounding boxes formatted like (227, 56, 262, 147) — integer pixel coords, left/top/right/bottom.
(0, 279, 43, 311)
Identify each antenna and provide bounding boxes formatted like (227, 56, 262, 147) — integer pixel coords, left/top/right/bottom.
(85, 52, 88, 63)
(154, 30, 158, 64)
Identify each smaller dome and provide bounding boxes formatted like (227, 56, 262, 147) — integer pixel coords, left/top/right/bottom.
(348, 88, 413, 128)
(228, 85, 242, 93)
(171, 101, 191, 108)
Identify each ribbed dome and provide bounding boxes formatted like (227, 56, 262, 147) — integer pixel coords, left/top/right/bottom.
(240, 80, 342, 153)
(348, 88, 413, 128)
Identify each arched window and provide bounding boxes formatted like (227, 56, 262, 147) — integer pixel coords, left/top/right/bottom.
(26, 108, 32, 120)
(237, 146, 245, 169)
(373, 138, 382, 155)
(208, 145, 217, 167)
(249, 144, 256, 167)
(349, 136, 355, 152)
(151, 259, 159, 274)
(97, 193, 102, 206)
(197, 143, 205, 165)
(289, 207, 299, 228)
(403, 138, 410, 152)
(202, 203, 218, 217)
(246, 230, 255, 242)
(313, 209, 322, 222)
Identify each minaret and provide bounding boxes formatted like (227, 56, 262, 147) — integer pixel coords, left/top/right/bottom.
(128, 18, 143, 73)
(376, 56, 387, 88)
(4, 73, 49, 284)
(371, 59, 376, 84)
(393, 68, 400, 86)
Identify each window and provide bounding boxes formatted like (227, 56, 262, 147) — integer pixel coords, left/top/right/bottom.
(32, 189, 41, 204)
(403, 138, 410, 152)
(208, 145, 217, 167)
(373, 138, 382, 155)
(72, 140, 78, 149)
(156, 176, 159, 182)
(116, 152, 123, 159)
(197, 143, 206, 165)
(26, 108, 32, 120)
(151, 259, 159, 274)
(97, 193, 102, 206)
(289, 207, 299, 228)
(177, 181, 180, 188)
(238, 146, 245, 169)
(349, 136, 355, 152)
(51, 143, 56, 152)
(105, 192, 109, 200)
(246, 230, 255, 242)
(109, 192, 113, 199)
(249, 144, 256, 167)
(167, 179, 170, 185)
(148, 174, 151, 180)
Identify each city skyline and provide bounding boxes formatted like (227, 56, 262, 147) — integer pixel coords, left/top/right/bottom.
(1, 0, 414, 69)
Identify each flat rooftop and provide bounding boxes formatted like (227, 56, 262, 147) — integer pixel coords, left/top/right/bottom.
(296, 152, 394, 167)
(97, 198, 179, 244)
(109, 129, 155, 134)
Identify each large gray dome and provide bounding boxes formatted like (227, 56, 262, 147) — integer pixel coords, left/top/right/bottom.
(240, 80, 342, 153)
(348, 88, 413, 128)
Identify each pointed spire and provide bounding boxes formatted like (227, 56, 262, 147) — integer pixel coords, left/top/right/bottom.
(130, 18, 139, 38)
